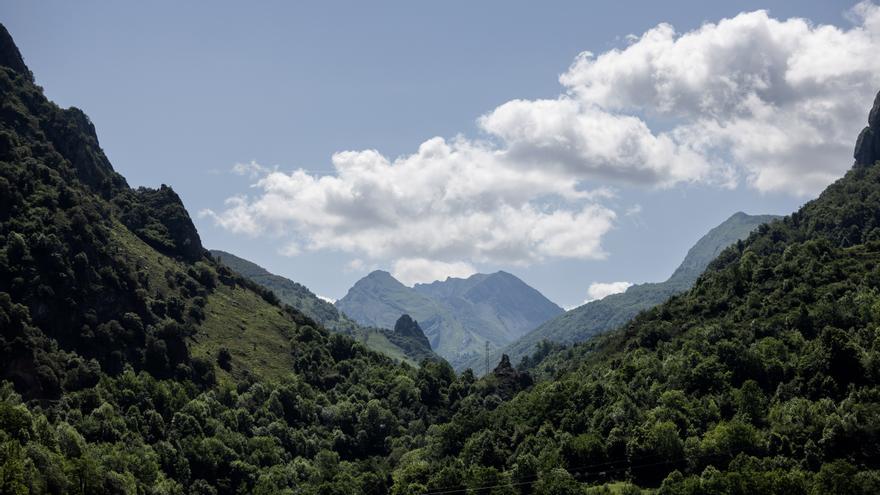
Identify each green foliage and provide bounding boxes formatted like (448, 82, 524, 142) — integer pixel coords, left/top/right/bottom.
(4, 20, 880, 495)
(0, 29, 471, 495)
(389, 163, 880, 492)
(480, 212, 780, 376)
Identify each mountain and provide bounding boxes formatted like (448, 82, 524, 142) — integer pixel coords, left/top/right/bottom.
(336, 270, 563, 368)
(465, 211, 779, 374)
(210, 249, 350, 331)
(210, 249, 438, 364)
(391, 90, 880, 493)
(0, 24, 468, 494)
(5, 19, 880, 494)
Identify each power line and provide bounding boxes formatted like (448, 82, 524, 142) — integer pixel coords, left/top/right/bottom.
(419, 446, 751, 495)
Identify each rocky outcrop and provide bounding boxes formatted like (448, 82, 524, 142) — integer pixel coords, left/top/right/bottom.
(393, 314, 431, 350)
(854, 90, 880, 168)
(116, 185, 204, 262)
(0, 24, 32, 82)
(490, 354, 533, 400)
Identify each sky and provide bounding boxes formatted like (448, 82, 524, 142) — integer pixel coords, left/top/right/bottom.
(4, 1, 878, 309)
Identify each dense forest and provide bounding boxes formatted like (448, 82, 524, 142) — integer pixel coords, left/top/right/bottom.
(0, 24, 470, 494)
(2, 21, 880, 495)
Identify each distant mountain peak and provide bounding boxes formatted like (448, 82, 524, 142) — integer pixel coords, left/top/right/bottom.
(364, 270, 397, 282)
(338, 269, 562, 368)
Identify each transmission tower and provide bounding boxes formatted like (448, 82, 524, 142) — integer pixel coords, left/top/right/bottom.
(485, 341, 490, 376)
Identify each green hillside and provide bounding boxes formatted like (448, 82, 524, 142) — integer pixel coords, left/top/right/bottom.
(4, 18, 880, 495)
(0, 24, 468, 494)
(388, 98, 880, 492)
(210, 249, 439, 365)
(465, 212, 779, 374)
(336, 270, 563, 368)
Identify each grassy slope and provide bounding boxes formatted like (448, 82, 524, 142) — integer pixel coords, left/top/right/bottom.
(195, 285, 295, 383)
(110, 222, 297, 383)
(211, 250, 439, 366)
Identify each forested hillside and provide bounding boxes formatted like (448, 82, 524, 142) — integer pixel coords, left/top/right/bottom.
(469, 212, 779, 375)
(0, 24, 469, 494)
(387, 97, 880, 493)
(3, 18, 880, 495)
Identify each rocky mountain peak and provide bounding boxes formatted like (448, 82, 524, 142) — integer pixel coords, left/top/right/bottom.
(854, 90, 880, 168)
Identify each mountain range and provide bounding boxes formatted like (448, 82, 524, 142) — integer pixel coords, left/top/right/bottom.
(335, 270, 563, 368)
(2, 21, 880, 494)
(463, 211, 780, 373)
(210, 249, 438, 365)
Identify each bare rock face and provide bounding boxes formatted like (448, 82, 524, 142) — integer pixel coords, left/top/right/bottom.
(854, 90, 880, 168)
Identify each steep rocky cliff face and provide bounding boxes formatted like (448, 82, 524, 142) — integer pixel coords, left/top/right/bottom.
(855, 91, 880, 168)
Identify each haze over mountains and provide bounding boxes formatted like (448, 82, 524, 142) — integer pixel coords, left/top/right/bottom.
(336, 270, 563, 368)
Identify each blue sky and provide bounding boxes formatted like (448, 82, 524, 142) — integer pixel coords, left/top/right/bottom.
(4, 1, 875, 308)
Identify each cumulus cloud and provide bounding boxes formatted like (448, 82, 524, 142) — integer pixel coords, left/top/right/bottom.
(203, 136, 617, 267)
(584, 281, 633, 303)
(205, 3, 880, 276)
(546, 1, 880, 194)
(480, 98, 715, 186)
(392, 258, 477, 286)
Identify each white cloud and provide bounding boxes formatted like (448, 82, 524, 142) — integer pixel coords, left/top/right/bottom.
(480, 98, 715, 186)
(206, 3, 880, 271)
(392, 258, 477, 286)
(584, 281, 633, 303)
(317, 294, 336, 304)
(232, 160, 270, 179)
(204, 136, 617, 266)
(547, 2, 880, 195)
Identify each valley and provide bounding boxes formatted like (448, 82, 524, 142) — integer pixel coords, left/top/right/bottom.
(2, 10, 880, 495)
